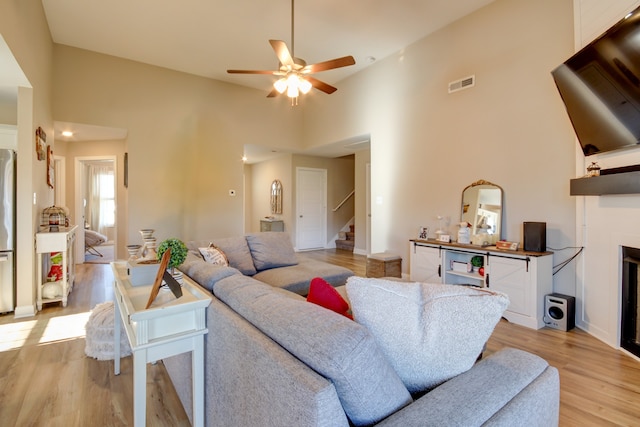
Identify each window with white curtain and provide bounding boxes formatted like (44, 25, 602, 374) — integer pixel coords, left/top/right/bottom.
(86, 162, 115, 234)
(98, 171, 115, 227)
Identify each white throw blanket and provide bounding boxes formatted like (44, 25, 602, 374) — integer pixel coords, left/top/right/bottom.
(85, 301, 132, 360)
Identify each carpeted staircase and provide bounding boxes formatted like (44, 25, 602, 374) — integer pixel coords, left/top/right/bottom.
(335, 225, 355, 252)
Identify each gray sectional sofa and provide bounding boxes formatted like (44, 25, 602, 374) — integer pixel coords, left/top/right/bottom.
(165, 234, 560, 426)
(178, 232, 354, 295)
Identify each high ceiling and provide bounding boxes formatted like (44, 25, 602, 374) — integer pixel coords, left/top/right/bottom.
(41, 0, 495, 92)
(3, 1, 496, 153)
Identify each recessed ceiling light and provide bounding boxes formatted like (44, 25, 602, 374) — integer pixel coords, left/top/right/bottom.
(62, 131, 73, 137)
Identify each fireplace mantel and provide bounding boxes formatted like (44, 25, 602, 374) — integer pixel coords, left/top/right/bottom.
(570, 171, 640, 196)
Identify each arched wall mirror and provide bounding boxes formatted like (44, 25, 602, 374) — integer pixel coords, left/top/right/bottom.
(270, 179, 283, 214)
(461, 179, 503, 245)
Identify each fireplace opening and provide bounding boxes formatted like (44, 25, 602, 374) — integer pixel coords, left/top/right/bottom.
(621, 246, 640, 358)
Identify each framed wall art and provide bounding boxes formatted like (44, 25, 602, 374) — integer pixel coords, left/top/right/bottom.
(47, 145, 54, 188)
(35, 127, 46, 161)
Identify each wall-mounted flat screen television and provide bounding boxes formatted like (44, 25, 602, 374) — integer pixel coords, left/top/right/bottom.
(552, 6, 640, 156)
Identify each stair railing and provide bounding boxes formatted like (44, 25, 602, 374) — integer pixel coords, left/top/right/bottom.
(332, 190, 355, 212)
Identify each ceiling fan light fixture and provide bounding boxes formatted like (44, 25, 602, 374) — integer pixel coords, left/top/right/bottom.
(286, 84, 299, 98)
(227, 0, 355, 101)
(274, 78, 287, 94)
(299, 77, 312, 94)
(286, 74, 302, 98)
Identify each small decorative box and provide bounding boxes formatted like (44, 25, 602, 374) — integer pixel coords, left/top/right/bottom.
(451, 260, 472, 273)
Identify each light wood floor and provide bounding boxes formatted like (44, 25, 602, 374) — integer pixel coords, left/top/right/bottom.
(0, 263, 190, 427)
(0, 249, 638, 426)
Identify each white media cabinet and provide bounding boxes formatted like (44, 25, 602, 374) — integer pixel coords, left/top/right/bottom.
(409, 239, 553, 329)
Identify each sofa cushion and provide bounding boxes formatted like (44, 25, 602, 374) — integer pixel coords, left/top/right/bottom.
(187, 237, 257, 276)
(252, 260, 354, 295)
(214, 276, 412, 426)
(307, 277, 352, 319)
(179, 252, 240, 292)
(245, 232, 298, 271)
(346, 277, 509, 393)
(198, 245, 229, 266)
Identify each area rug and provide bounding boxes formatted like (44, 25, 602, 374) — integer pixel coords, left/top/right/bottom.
(85, 301, 132, 360)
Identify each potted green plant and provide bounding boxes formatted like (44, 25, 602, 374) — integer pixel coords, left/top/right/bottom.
(157, 238, 188, 281)
(470, 255, 484, 272)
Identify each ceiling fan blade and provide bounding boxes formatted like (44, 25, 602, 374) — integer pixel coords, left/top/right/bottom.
(267, 88, 281, 98)
(227, 69, 278, 75)
(304, 56, 356, 73)
(269, 40, 295, 67)
(306, 76, 338, 94)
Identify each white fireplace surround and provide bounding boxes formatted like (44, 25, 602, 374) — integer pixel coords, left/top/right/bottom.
(573, 0, 640, 353)
(578, 225, 640, 350)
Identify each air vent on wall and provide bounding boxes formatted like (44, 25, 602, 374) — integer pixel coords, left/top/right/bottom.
(448, 75, 475, 93)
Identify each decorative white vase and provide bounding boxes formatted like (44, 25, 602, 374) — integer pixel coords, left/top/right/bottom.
(126, 244, 142, 261)
(140, 238, 158, 262)
(139, 229, 155, 240)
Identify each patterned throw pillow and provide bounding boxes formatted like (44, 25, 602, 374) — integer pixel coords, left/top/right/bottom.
(198, 244, 229, 266)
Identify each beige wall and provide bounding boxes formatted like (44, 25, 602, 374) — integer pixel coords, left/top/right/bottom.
(243, 163, 252, 234)
(0, 0, 55, 316)
(249, 155, 292, 234)
(52, 44, 303, 250)
(302, 0, 577, 292)
(354, 149, 370, 254)
(0, 0, 579, 313)
(0, 100, 17, 124)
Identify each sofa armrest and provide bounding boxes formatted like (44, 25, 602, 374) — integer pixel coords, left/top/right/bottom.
(375, 348, 559, 427)
(179, 252, 241, 292)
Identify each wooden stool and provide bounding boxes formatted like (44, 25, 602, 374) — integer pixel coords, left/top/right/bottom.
(366, 253, 402, 278)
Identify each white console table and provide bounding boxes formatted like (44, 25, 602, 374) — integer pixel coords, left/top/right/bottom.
(409, 239, 553, 329)
(111, 261, 211, 427)
(35, 225, 78, 310)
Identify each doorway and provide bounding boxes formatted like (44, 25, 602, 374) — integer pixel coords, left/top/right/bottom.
(75, 156, 117, 263)
(296, 167, 327, 251)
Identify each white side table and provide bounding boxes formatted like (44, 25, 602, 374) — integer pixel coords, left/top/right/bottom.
(111, 261, 211, 427)
(35, 225, 78, 310)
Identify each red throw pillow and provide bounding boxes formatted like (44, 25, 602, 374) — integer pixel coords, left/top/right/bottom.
(307, 277, 352, 319)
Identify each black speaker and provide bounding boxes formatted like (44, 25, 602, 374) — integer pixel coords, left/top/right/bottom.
(523, 222, 546, 252)
(544, 293, 575, 331)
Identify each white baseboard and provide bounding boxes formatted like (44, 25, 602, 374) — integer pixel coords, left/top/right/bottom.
(353, 248, 367, 256)
(14, 304, 36, 318)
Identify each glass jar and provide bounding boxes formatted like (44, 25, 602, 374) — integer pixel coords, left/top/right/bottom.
(48, 212, 61, 231)
(587, 162, 601, 177)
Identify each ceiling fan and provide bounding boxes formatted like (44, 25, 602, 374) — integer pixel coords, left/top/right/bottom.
(227, 0, 355, 102)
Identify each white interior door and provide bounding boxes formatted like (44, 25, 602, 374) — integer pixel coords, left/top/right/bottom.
(296, 167, 327, 251)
